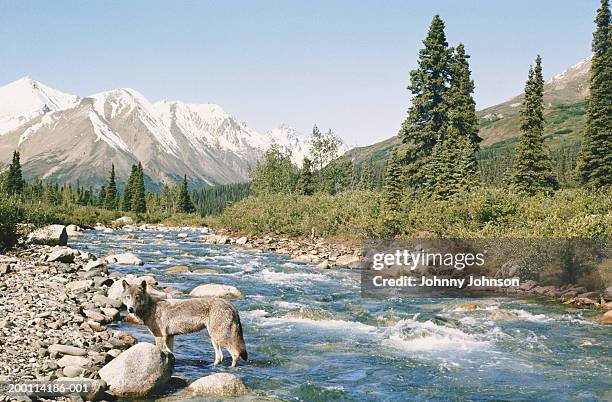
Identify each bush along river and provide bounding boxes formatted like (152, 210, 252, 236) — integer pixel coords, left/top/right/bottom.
(67, 227, 611, 401)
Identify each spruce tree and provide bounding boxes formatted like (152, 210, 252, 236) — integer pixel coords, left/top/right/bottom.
(105, 164, 118, 210)
(577, 0, 612, 188)
(176, 175, 195, 213)
(6, 151, 25, 195)
(131, 162, 146, 213)
(382, 150, 403, 237)
(296, 157, 314, 195)
(447, 44, 481, 151)
(399, 15, 452, 188)
(511, 56, 558, 194)
(122, 164, 137, 211)
(357, 161, 374, 190)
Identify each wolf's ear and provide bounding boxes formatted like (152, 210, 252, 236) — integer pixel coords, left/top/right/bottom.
(122, 280, 129, 290)
(140, 280, 147, 290)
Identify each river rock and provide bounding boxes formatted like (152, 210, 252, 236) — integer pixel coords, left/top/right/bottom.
(99, 343, 174, 398)
(235, 236, 248, 245)
(92, 294, 122, 309)
(316, 260, 330, 269)
(63, 365, 85, 378)
(187, 373, 248, 397)
(518, 280, 538, 291)
(166, 265, 191, 273)
(107, 275, 163, 300)
(57, 355, 91, 368)
(84, 259, 106, 271)
(27, 225, 68, 246)
(189, 284, 243, 299)
(105, 252, 143, 265)
(601, 287, 612, 302)
(47, 247, 76, 263)
(112, 216, 134, 227)
(335, 255, 362, 268)
(66, 280, 93, 293)
(48, 344, 87, 357)
(599, 310, 612, 324)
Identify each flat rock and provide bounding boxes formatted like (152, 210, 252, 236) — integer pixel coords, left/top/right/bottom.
(187, 373, 248, 397)
(99, 343, 174, 398)
(48, 344, 87, 357)
(47, 248, 76, 263)
(105, 252, 143, 266)
(189, 284, 243, 299)
(66, 280, 93, 293)
(92, 294, 122, 309)
(57, 355, 91, 368)
(63, 365, 85, 378)
(335, 255, 362, 268)
(84, 259, 106, 271)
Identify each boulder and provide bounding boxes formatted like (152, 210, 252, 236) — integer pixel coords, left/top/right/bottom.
(177, 233, 188, 239)
(105, 252, 144, 265)
(63, 365, 85, 378)
(335, 255, 362, 268)
(99, 343, 174, 398)
(111, 216, 134, 227)
(187, 373, 248, 397)
(27, 225, 68, 246)
(315, 261, 330, 270)
(601, 287, 612, 302)
(107, 275, 164, 300)
(294, 254, 320, 263)
(235, 236, 248, 245)
(55, 378, 108, 401)
(189, 284, 243, 299)
(47, 248, 77, 263)
(92, 294, 122, 309)
(518, 280, 538, 292)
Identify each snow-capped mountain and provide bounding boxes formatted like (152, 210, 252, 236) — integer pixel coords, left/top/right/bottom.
(0, 78, 349, 187)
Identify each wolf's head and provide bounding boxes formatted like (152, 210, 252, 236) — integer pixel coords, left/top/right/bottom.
(121, 280, 149, 315)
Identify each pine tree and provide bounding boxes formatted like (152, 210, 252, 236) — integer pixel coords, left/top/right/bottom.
(447, 43, 481, 151)
(98, 186, 107, 207)
(176, 175, 195, 213)
(382, 150, 403, 237)
(296, 157, 314, 195)
(511, 56, 558, 194)
(5, 151, 24, 195)
(399, 15, 453, 188)
(131, 162, 146, 213)
(577, 0, 612, 188)
(358, 161, 374, 190)
(105, 164, 118, 210)
(122, 164, 137, 211)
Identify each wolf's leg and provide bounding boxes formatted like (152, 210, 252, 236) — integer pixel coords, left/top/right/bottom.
(211, 339, 223, 365)
(155, 337, 164, 349)
(165, 335, 174, 353)
(227, 344, 240, 367)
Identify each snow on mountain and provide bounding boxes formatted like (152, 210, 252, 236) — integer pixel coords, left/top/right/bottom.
(0, 76, 78, 135)
(0, 77, 351, 186)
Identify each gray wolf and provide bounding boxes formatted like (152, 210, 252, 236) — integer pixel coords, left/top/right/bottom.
(121, 280, 248, 367)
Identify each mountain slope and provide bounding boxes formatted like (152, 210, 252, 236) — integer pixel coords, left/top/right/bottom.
(343, 57, 591, 167)
(0, 79, 339, 187)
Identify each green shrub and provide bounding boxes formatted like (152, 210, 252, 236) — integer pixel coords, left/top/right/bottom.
(0, 196, 22, 252)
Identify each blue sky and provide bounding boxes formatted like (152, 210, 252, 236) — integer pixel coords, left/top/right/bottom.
(0, 1, 598, 146)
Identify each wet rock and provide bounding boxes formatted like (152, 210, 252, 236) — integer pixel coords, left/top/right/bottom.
(189, 284, 243, 299)
(105, 252, 143, 266)
(177, 233, 188, 239)
(315, 261, 330, 270)
(599, 310, 612, 324)
(490, 311, 516, 320)
(99, 343, 174, 398)
(166, 265, 191, 273)
(187, 373, 248, 397)
(28, 225, 68, 246)
(294, 254, 320, 263)
(48, 344, 87, 357)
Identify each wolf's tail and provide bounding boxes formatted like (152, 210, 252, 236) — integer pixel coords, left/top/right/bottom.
(232, 314, 248, 361)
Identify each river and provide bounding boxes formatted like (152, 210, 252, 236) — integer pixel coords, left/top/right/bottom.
(72, 228, 612, 401)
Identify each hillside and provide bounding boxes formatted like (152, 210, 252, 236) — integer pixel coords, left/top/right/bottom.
(343, 57, 591, 168)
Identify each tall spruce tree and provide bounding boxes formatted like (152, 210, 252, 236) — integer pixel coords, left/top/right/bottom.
(382, 150, 403, 237)
(447, 43, 481, 151)
(296, 157, 314, 195)
(176, 175, 195, 213)
(577, 0, 612, 188)
(131, 162, 146, 213)
(6, 151, 24, 195)
(399, 15, 453, 188)
(105, 164, 118, 210)
(122, 164, 137, 211)
(511, 56, 558, 194)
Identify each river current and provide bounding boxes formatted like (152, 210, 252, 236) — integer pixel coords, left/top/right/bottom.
(73, 229, 612, 401)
